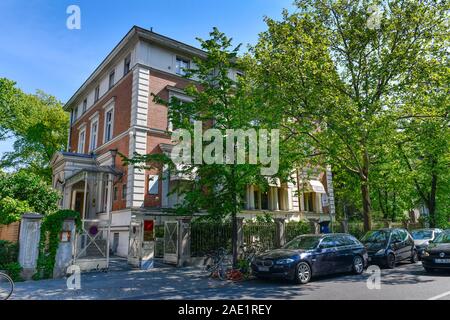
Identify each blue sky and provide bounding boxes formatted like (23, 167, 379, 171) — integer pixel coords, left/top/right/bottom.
(0, 0, 296, 156)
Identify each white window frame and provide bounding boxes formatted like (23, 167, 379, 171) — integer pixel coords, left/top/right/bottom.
(148, 175, 159, 195)
(108, 70, 115, 89)
(124, 54, 131, 75)
(78, 127, 86, 154)
(167, 91, 193, 132)
(94, 85, 100, 102)
(175, 56, 190, 76)
(103, 103, 114, 143)
(89, 117, 99, 152)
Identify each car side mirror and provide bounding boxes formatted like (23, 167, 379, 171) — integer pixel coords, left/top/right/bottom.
(316, 245, 323, 252)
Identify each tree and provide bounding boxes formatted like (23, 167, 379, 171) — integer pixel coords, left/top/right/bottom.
(0, 78, 69, 181)
(248, 0, 449, 231)
(0, 170, 60, 224)
(126, 28, 272, 266)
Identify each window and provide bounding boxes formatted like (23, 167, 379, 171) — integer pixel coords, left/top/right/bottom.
(319, 237, 336, 249)
(175, 57, 190, 76)
(82, 98, 87, 113)
(113, 186, 118, 201)
(148, 175, 159, 195)
(124, 54, 131, 75)
(104, 106, 114, 143)
(94, 86, 100, 102)
(304, 193, 315, 212)
(89, 119, 98, 151)
(109, 70, 115, 89)
(70, 110, 75, 124)
(77, 128, 86, 153)
(74, 106, 79, 121)
(122, 184, 127, 199)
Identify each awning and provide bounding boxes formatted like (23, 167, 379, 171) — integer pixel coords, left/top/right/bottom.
(305, 180, 326, 194)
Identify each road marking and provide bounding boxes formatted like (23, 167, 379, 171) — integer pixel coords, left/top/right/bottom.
(428, 290, 450, 300)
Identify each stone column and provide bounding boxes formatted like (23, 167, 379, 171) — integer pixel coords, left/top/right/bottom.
(309, 219, 320, 235)
(53, 218, 76, 278)
(248, 185, 255, 210)
(177, 217, 191, 267)
(275, 218, 286, 248)
(19, 213, 43, 280)
(272, 187, 279, 211)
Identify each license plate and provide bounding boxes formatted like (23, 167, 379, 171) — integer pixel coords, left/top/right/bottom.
(434, 259, 450, 264)
(258, 266, 270, 272)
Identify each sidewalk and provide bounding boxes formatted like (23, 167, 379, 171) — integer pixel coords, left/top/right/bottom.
(10, 261, 235, 300)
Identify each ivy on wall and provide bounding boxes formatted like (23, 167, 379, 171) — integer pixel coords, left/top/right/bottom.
(34, 209, 81, 280)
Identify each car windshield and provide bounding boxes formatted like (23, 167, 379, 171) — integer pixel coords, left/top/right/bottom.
(411, 230, 433, 240)
(433, 232, 450, 244)
(361, 230, 389, 243)
(283, 236, 321, 250)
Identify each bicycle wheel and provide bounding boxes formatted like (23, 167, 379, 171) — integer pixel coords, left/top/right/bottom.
(0, 273, 14, 300)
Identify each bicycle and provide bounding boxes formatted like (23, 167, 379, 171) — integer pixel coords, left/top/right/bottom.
(237, 241, 265, 276)
(203, 247, 229, 281)
(0, 272, 14, 300)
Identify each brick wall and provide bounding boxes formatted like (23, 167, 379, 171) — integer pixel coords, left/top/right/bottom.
(0, 221, 20, 243)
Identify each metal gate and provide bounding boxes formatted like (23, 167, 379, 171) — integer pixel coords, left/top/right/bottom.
(163, 221, 178, 264)
(73, 219, 110, 271)
(128, 217, 142, 267)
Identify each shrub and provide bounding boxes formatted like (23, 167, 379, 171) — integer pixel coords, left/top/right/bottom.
(0, 240, 22, 281)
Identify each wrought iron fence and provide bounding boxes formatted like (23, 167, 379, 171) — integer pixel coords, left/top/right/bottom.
(243, 222, 276, 251)
(190, 221, 233, 257)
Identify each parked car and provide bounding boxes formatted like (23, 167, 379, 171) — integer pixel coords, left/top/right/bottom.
(251, 233, 368, 284)
(411, 228, 443, 259)
(422, 230, 450, 272)
(361, 228, 418, 269)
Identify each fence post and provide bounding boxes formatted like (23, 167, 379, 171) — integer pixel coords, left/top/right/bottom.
(237, 217, 244, 249)
(53, 218, 76, 278)
(309, 219, 320, 234)
(177, 217, 191, 267)
(18, 213, 43, 280)
(275, 218, 286, 248)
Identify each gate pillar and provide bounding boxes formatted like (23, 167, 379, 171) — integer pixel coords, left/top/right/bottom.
(274, 218, 286, 248)
(177, 217, 191, 267)
(18, 213, 43, 280)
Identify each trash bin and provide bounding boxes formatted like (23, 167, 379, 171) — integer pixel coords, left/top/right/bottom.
(319, 221, 331, 234)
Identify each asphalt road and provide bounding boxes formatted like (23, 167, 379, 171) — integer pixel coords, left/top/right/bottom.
(129, 262, 450, 300)
(10, 259, 450, 300)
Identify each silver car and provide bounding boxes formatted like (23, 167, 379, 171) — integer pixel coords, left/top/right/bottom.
(411, 228, 443, 259)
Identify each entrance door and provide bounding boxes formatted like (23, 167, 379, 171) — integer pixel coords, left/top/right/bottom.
(163, 221, 178, 264)
(74, 192, 84, 216)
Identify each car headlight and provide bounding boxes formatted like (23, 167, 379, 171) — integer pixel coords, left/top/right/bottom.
(375, 249, 385, 255)
(275, 258, 295, 265)
(422, 251, 430, 257)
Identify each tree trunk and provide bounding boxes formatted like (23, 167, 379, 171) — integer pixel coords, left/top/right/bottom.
(230, 166, 238, 268)
(361, 182, 372, 231)
(428, 172, 438, 228)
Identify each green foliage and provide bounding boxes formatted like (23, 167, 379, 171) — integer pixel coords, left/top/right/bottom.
(0, 196, 32, 225)
(248, 0, 449, 230)
(34, 209, 81, 280)
(285, 220, 312, 242)
(255, 213, 274, 223)
(0, 170, 60, 224)
(0, 240, 22, 281)
(0, 78, 69, 182)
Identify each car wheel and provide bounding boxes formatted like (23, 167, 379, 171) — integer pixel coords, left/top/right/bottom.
(295, 262, 312, 284)
(424, 267, 435, 273)
(410, 250, 418, 264)
(386, 253, 396, 269)
(352, 255, 365, 274)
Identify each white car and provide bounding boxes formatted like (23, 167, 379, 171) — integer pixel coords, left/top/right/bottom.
(411, 228, 443, 259)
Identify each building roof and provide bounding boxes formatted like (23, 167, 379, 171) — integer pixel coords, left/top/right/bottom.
(64, 26, 207, 111)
